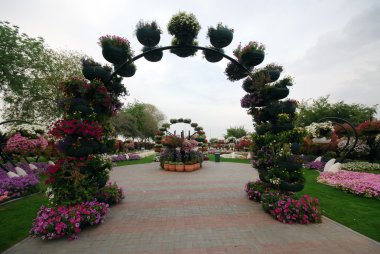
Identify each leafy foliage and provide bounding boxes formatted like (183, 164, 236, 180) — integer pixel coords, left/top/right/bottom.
(224, 126, 247, 139)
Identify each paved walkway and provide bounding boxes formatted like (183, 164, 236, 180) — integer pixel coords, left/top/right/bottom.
(4, 162, 380, 254)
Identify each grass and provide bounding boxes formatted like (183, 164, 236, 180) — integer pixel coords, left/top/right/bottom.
(114, 154, 155, 166)
(296, 169, 380, 242)
(0, 193, 47, 252)
(207, 154, 251, 164)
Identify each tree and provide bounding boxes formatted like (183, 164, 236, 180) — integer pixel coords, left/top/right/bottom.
(297, 96, 377, 127)
(0, 21, 83, 124)
(224, 126, 247, 139)
(111, 101, 165, 141)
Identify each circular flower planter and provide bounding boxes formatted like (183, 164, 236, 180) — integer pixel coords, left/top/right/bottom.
(143, 46, 163, 62)
(175, 164, 185, 172)
(268, 70, 281, 82)
(240, 50, 265, 67)
(279, 181, 304, 192)
(271, 123, 294, 133)
(136, 28, 161, 47)
(115, 63, 136, 77)
(276, 161, 302, 172)
(209, 28, 233, 48)
(225, 62, 252, 81)
(185, 164, 194, 172)
(203, 47, 224, 63)
(82, 65, 111, 83)
(267, 87, 289, 100)
(102, 45, 128, 65)
(171, 47, 197, 58)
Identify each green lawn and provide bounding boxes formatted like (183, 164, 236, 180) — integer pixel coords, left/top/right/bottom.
(296, 169, 380, 242)
(0, 193, 48, 252)
(114, 154, 155, 166)
(207, 154, 251, 164)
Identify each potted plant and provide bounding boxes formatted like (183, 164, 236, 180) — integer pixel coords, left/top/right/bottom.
(184, 161, 194, 172)
(170, 118, 178, 124)
(191, 122, 198, 128)
(82, 58, 111, 83)
(233, 41, 266, 67)
(170, 37, 198, 58)
(264, 63, 283, 82)
(98, 35, 133, 65)
(115, 63, 137, 77)
(176, 162, 185, 172)
(184, 119, 191, 124)
(207, 23, 234, 48)
(203, 46, 224, 63)
(167, 11, 201, 44)
(142, 46, 163, 62)
(163, 161, 170, 170)
(225, 61, 253, 82)
(135, 20, 162, 47)
(178, 118, 184, 123)
(168, 161, 176, 171)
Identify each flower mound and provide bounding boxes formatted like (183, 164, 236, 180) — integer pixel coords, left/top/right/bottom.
(30, 201, 109, 240)
(305, 160, 325, 171)
(318, 170, 380, 199)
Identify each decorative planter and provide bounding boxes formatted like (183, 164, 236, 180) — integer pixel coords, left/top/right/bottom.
(203, 47, 224, 63)
(168, 164, 176, 171)
(195, 163, 201, 170)
(136, 28, 161, 47)
(312, 137, 331, 144)
(171, 47, 197, 58)
(58, 138, 99, 157)
(268, 70, 281, 82)
(185, 164, 194, 172)
(209, 28, 233, 48)
(225, 62, 252, 81)
(176, 164, 185, 172)
(255, 124, 270, 135)
(271, 123, 294, 133)
(143, 47, 163, 62)
(276, 161, 302, 172)
(102, 45, 128, 65)
(240, 50, 265, 67)
(82, 65, 111, 83)
(115, 63, 136, 77)
(267, 87, 289, 100)
(163, 163, 170, 170)
(279, 181, 304, 192)
(69, 104, 92, 117)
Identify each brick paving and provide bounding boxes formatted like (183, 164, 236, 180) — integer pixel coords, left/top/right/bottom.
(4, 161, 380, 254)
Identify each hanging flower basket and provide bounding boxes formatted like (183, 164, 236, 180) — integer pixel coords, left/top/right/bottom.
(208, 24, 234, 48)
(225, 62, 252, 82)
(203, 47, 224, 63)
(82, 65, 111, 83)
(107, 81, 127, 96)
(135, 21, 162, 47)
(267, 86, 289, 100)
(170, 38, 198, 58)
(115, 63, 136, 77)
(276, 161, 302, 172)
(102, 45, 129, 65)
(167, 11, 201, 43)
(69, 103, 92, 117)
(279, 181, 304, 192)
(255, 124, 271, 135)
(271, 123, 294, 133)
(142, 46, 163, 62)
(241, 50, 265, 67)
(268, 70, 281, 82)
(57, 137, 99, 157)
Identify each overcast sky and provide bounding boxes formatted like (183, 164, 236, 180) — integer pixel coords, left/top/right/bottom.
(1, 0, 379, 138)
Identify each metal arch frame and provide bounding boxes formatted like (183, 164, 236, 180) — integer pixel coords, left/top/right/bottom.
(0, 120, 34, 172)
(318, 117, 358, 163)
(163, 121, 203, 140)
(105, 45, 252, 85)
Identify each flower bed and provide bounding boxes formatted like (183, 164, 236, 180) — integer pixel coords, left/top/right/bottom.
(245, 180, 322, 224)
(318, 171, 380, 199)
(110, 153, 141, 162)
(341, 161, 380, 172)
(30, 201, 109, 240)
(305, 160, 326, 171)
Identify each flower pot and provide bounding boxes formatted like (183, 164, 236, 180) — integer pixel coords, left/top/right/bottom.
(268, 70, 281, 82)
(163, 163, 170, 170)
(171, 47, 197, 58)
(271, 123, 294, 134)
(279, 181, 304, 192)
(176, 164, 185, 172)
(203, 47, 224, 63)
(185, 164, 194, 172)
(106, 82, 126, 96)
(267, 87, 289, 100)
(136, 28, 161, 47)
(154, 148, 161, 153)
(168, 164, 176, 171)
(195, 163, 201, 170)
(225, 62, 252, 81)
(240, 50, 265, 67)
(115, 63, 136, 77)
(209, 28, 233, 48)
(102, 45, 128, 65)
(82, 65, 111, 83)
(255, 124, 270, 135)
(143, 47, 163, 62)
(276, 161, 302, 172)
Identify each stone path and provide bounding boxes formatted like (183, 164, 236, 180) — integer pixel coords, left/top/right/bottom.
(4, 162, 380, 254)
